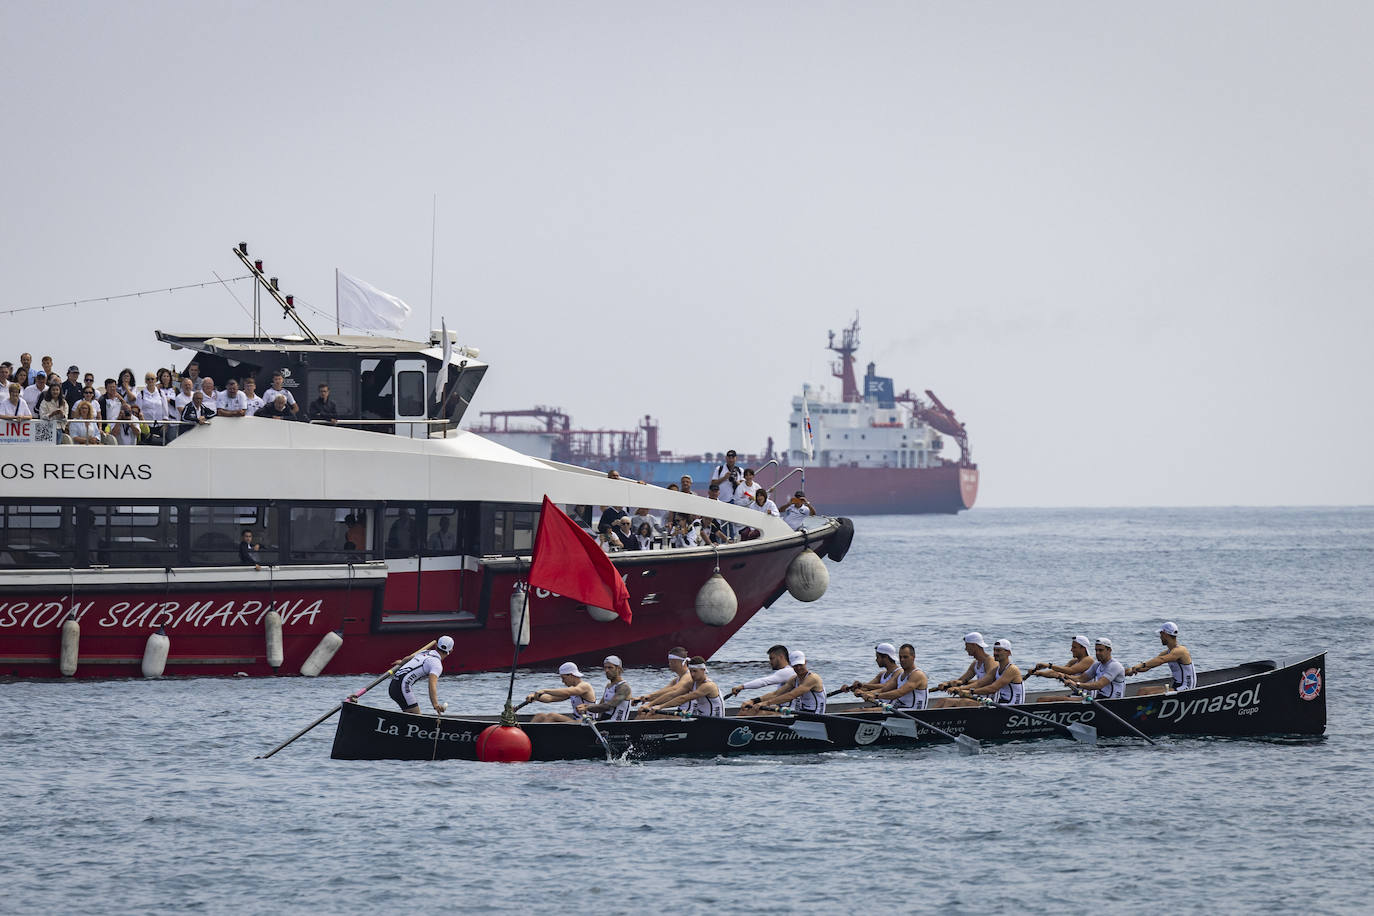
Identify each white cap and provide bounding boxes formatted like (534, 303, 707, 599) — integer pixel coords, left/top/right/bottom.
(1096, 637, 1113, 649)
(788, 650, 806, 666)
(874, 643, 898, 660)
(558, 662, 582, 677)
(603, 655, 623, 668)
(992, 639, 1012, 651)
(436, 635, 454, 653)
(1073, 635, 1091, 649)
(1160, 621, 1179, 636)
(963, 632, 988, 649)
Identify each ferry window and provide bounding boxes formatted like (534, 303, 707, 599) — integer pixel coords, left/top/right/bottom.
(90, 505, 178, 568)
(307, 370, 355, 416)
(384, 506, 420, 558)
(423, 506, 460, 556)
(0, 504, 76, 568)
(289, 506, 368, 563)
(485, 508, 536, 555)
(396, 370, 425, 418)
(189, 505, 275, 566)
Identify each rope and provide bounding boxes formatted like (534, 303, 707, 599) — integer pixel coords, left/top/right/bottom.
(0, 276, 253, 318)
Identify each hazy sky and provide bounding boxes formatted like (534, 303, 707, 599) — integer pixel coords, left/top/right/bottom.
(3, 2, 1370, 507)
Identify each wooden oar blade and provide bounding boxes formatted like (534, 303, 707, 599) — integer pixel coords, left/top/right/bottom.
(1068, 723, 1098, 744)
(789, 719, 830, 742)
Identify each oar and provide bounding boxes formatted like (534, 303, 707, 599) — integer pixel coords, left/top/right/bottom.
(825, 686, 850, 697)
(877, 702, 981, 755)
(971, 695, 1097, 745)
(1069, 687, 1157, 745)
(580, 714, 616, 761)
(662, 707, 831, 742)
(257, 639, 437, 759)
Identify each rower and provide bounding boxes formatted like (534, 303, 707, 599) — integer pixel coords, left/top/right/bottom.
(842, 642, 901, 695)
(388, 635, 454, 715)
(1126, 621, 1196, 693)
(740, 650, 825, 716)
(1059, 637, 1126, 700)
(574, 655, 634, 722)
(1031, 635, 1096, 703)
(726, 644, 795, 699)
(632, 646, 693, 715)
(949, 638, 1024, 705)
(857, 643, 928, 710)
(932, 632, 994, 707)
(640, 656, 725, 717)
(525, 662, 599, 723)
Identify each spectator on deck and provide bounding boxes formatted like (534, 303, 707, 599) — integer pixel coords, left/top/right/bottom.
(631, 505, 662, 536)
(387, 509, 416, 555)
(0, 363, 10, 387)
(62, 366, 83, 409)
(598, 501, 628, 534)
(239, 529, 261, 571)
(68, 401, 101, 444)
(22, 370, 49, 412)
(112, 402, 140, 445)
(781, 491, 817, 530)
(428, 515, 457, 552)
(752, 488, 780, 518)
(17, 353, 32, 376)
(182, 389, 216, 426)
(1, 382, 32, 417)
(257, 394, 291, 420)
(174, 377, 196, 416)
(635, 522, 655, 550)
(184, 362, 201, 389)
(217, 378, 248, 417)
(11, 367, 29, 395)
(136, 373, 168, 427)
(199, 377, 218, 408)
(156, 368, 177, 405)
(711, 450, 742, 505)
(116, 368, 137, 401)
(733, 468, 761, 506)
(82, 372, 96, 395)
(308, 384, 339, 425)
(679, 474, 696, 497)
(98, 379, 124, 428)
(39, 380, 68, 422)
(614, 516, 638, 550)
(265, 372, 299, 418)
(242, 377, 265, 417)
(39, 356, 54, 379)
(76, 383, 99, 423)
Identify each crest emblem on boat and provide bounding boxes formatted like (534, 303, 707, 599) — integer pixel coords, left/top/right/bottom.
(1298, 668, 1322, 701)
(853, 722, 883, 745)
(727, 726, 755, 747)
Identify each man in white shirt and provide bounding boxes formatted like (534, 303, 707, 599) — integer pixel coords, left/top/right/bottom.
(242, 377, 265, 417)
(21, 370, 48, 412)
(264, 372, 299, 418)
(216, 378, 248, 417)
(199, 377, 218, 409)
(726, 645, 796, 699)
(1, 382, 32, 417)
(781, 491, 817, 530)
(711, 450, 742, 505)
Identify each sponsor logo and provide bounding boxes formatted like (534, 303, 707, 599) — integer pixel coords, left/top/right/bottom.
(374, 717, 476, 742)
(0, 597, 329, 631)
(727, 725, 801, 747)
(1131, 701, 1160, 722)
(1006, 709, 1095, 729)
(1158, 684, 1263, 724)
(1299, 668, 1322, 701)
(853, 722, 884, 746)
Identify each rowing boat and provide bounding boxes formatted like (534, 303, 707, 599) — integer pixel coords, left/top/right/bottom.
(329, 652, 1326, 761)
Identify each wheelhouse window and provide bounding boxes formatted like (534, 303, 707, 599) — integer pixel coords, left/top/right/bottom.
(290, 505, 372, 563)
(189, 505, 276, 566)
(423, 506, 460, 556)
(89, 504, 178, 568)
(384, 505, 421, 558)
(396, 369, 425, 418)
(307, 369, 355, 416)
(0, 504, 76, 568)
(483, 506, 537, 555)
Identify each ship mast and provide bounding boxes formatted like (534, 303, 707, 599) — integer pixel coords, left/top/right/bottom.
(827, 314, 862, 403)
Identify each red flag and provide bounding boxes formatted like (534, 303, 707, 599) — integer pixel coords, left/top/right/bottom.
(528, 496, 632, 624)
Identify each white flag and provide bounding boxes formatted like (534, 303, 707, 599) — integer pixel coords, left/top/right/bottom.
(802, 393, 815, 461)
(436, 316, 453, 404)
(336, 269, 412, 332)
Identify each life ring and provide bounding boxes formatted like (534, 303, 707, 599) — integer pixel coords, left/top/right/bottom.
(824, 517, 855, 562)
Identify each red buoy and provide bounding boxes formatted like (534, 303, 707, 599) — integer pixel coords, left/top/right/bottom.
(476, 724, 532, 762)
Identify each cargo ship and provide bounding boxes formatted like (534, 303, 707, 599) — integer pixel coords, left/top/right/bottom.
(470, 317, 978, 515)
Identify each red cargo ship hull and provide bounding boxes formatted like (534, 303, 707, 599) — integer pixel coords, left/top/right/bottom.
(774, 464, 978, 516)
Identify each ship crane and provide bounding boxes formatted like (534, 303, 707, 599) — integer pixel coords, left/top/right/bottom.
(895, 388, 972, 465)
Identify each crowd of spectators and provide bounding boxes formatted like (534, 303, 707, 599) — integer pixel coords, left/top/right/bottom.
(1, 352, 342, 445)
(586, 449, 818, 551)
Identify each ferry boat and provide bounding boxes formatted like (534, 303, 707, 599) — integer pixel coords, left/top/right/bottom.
(0, 246, 854, 678)
(470, 317, 979, 514)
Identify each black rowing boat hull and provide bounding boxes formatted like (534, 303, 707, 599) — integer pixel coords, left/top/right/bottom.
(329, 653, 1326, 761)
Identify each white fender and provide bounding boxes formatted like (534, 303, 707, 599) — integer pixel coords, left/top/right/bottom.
(264, 609, 284, 670)
(59, 614, 80, 677)
(695, 570, 738, 627)
(785, 549, 829, 602)
(510, 583, 531, 647)
(300, 629, 344, 676)
(585, 605, 620, 623)
(141, 626, 170, 678)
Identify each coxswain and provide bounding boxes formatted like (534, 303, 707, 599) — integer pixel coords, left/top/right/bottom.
(641, 657, 725, 717)
(932, 632, 994, 707)
(740, 650, 825, 716)
(632, 647, 693, 716)
(857, 643, 928, 710)
(842, 643, 901, 695)
(949, 639, 1024, 706)
(525, 662, 598, 723)
(1059, 637, 1127, 700)
(1125, 621, 1196, 693)
(726, 644, 795, 699)
(1031, 635, 1096, 703)
(574, 656, 634, 722)
(388, 636, 454, 715)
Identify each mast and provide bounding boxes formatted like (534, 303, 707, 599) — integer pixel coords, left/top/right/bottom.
(232, 243, 324, 345)
(827, 314, 861, 403)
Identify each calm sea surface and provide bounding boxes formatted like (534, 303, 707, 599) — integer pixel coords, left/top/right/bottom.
(4, 508, 1372, 914)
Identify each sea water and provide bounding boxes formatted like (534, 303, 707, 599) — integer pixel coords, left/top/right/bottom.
(3, 508, 1371, 913)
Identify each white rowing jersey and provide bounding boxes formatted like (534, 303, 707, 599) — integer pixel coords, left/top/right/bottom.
(394, 650, 443, 702)
(568, 684, 591, 716)
(684, 687, 725, 718)
(992, 662, 1025, 705)
(890, 669, 928, 710)
(599, 681, 632, 721)
(970, 657, 990, 684)
(1086, 658, 1127, 699)
(787, 673, 826, 714)
(875, 667, 899, 690)
(1167, 657, 1197, 690)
